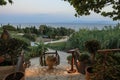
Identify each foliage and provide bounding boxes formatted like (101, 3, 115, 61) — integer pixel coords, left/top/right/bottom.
(24, 51, 31, 61)
(35, 41, 48, 55)
(17, 25, 74, 39)
(47, 42, 67, 51)
(28, 46, 40, 58)
(2, 24, 16, 31)
(39, 25, 75, 38)
(28, 41, 48, 58)
(67, 53, 90, 61)
(78, 53, 90, 62)
(22, 26, 39, 35)
(91, 53, 120, 80)
(11, 35, 30, 50)
(0, 38, 25, 65)
(67, 55, 72, 61)
(0, 0, 13, 5)
(64, 0, 120, 20)
(23, 33, 37, 41)
(85, 40, 101, 54)
(1, 24, 74, 40)
(0, 29, 29, 65)
(67, 24, 120, 51)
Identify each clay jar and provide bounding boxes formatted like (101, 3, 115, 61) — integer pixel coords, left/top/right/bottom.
(46, 55, 56, 70)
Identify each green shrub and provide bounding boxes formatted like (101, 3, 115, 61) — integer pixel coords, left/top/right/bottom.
(85, 40, 101, 54)
(23, 33, 37, 41)
(27, 41, 48, 58)
(91, 53, 120, 80)
(67, 55, 72, 61)
(78, 53, 90, 62)
(67, 24, 120, 50)
(2, 24, 16, 31)
(47, 42, 67, 51)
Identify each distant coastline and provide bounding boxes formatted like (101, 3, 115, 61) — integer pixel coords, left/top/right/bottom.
(0, 22, 118, 31)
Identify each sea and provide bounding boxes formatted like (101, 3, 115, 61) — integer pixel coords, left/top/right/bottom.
(0, 23, 118, 31)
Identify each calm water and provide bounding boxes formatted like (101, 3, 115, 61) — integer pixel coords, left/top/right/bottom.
(1, 23, 117, 31)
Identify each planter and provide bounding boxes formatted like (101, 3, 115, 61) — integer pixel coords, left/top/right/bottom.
(85, 66, 93, 80)
(3, 72, 24, 80)
(0, 66, 15, 80)
(78, 61, 87, 74)
(46, 56, 56, 70)
(0, 56, 5, 63)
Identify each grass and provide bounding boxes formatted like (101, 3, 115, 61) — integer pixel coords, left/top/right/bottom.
(47, 42, 67, 51)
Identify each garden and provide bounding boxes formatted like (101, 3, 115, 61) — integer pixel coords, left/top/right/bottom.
(0, 0, 120, 80)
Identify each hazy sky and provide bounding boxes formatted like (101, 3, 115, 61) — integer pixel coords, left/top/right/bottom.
(0, 0, 116, 23)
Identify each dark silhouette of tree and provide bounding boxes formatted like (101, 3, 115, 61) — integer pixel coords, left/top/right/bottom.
(0, 0, 13, 5)
(64, 0, 120, 20)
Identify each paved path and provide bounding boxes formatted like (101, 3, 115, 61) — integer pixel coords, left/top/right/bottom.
(31, 36, 69, 46)
(30, 49, 71, 67)
(29, 50, 85, 80)
(44, 37, 69, 44)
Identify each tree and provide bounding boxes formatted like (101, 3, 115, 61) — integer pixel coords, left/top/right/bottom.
(0, 29, 25, 65)
(2, 24, 16, 31)
(0, 0, 13, 5)
(64, 0, 120, 20)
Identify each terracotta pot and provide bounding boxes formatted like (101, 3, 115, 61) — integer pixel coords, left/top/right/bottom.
(78, 61, 87, 74)
(3, 72, 24, 80)
(46, 56, 56, 70)
(85, 66, 93, 80)
(0, 56, 5, 63)
(0, 66, 15, 80)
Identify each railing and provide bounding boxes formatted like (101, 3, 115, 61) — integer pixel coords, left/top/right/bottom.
(67, 48, 120, 73)
(67, 48, 83, 73)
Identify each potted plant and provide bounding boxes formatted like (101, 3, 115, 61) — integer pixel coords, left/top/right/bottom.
(0, 29, 25, 79)
(85, 40, 100, 63)
(0, 56, 5, 63)
(3, 71, 24, 80)
(23, 52, 31, 69)
(84, 40, 100, 80)
(67, 55, 72, 64)
(77, 53, 90, 74)
(85, 66, 94, 80)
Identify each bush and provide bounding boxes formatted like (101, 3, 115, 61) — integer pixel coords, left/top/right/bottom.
(85, 40, 101, 54)
(67, 24, 120, 51)
(91, 53, 120, 80)
(47, 42, 67, 51)
(67, 55, 72, 61)
(23, 33, 37, 41)
(2, 24, 16, 31)
(78, 53, 90, 62)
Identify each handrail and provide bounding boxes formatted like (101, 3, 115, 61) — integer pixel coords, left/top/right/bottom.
(97, 49, 120, 53)
(67, 48, 81, 73)
(67, 48, 120, 74)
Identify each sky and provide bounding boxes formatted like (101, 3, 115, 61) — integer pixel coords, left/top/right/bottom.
(0, 0, 118, 23)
